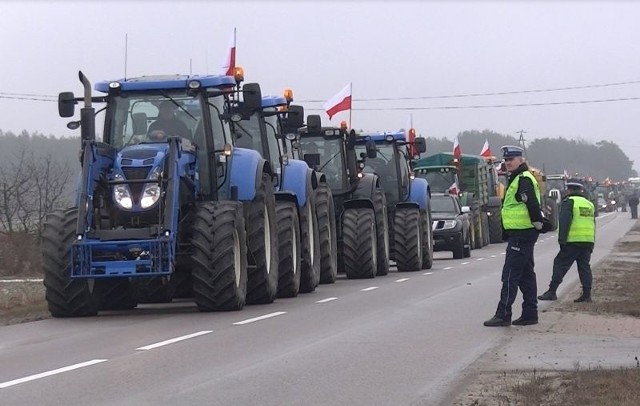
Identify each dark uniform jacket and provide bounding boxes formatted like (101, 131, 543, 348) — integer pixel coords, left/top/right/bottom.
(503, 162, 545, 239)
(558, 192, 595, 251)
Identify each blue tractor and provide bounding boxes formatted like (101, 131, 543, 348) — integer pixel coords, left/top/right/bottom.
(42, 71, 272, 316)
(286, 116, 389, 279)
(354, 132, 434, 272)
(226, 84, 324, 296)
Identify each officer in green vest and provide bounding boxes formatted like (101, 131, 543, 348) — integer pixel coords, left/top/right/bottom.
(484, 145, 548, 327)
(538, 179, 595, 303)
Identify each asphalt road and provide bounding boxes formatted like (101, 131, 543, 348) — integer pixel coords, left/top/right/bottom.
(0, 211, 629, 406)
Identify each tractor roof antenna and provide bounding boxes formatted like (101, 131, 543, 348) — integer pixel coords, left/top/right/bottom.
(516, 129, 527, 157)
(189, 58, 193, 76)
(124, 33, 128, 81)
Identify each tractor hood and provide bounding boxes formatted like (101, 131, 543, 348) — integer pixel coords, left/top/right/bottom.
(115, 143, 168, 178)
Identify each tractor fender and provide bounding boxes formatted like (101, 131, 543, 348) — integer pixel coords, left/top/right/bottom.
(343, 198, 375, 211)
(230, 147, 271, 201)
(408, 177, 429, 210)
(275, 191, 298, 205)
(281, 159, 314, 208)
(352, 173, 378, 201)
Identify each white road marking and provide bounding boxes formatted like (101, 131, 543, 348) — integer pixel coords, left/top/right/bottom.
(422, 272, 433, 275)
(0, 359, 107, 389)
(501, 252, 506, 255)
(316, 297, 338, 303)
(443, 267, 453, 270)
(476, 258, 484, 261)
(361, 287, 379, 292)
(0, 278, 43, 283)
(490, 255, 496, 258)
(461, 262, 470, 265)
(395, 278, 410, 282)
(233, 312, 287, 325)
(136, 331, 213, 350)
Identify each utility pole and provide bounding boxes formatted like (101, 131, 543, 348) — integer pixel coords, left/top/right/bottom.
(516, 129, 527, 157)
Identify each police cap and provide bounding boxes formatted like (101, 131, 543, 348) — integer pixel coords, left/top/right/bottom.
(565, 178, 584, 189)
(501, 145, 524, 158)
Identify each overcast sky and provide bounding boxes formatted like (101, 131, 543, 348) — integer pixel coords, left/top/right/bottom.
(2, 1, 640, 171)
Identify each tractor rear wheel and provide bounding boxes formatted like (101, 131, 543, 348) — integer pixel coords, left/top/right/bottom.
(299, 193, 321, 293)
(276, 201, 301, 298)
(244, 173, 279, 304)
(316, 183, 338, 284)
(192, 201, 247, 311)
(421, 209, 434, 270)
(342, 208, 377, 279)
(488, 208, 503, 244)
(42, 208, 99, 317)
(394, 208, 423, 272)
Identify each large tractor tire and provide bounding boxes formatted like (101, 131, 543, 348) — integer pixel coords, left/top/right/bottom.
(463, 230, 472, 258)
(42, 208, 99, 317)
(373, 189, 390, 276)
(544, 197, 559, 231)
(472, 210, 483, 250)
(421, 209, 434, 270)
(276, 201, 301, 298)
(97, 279, 138, 311)
(452, 234, 464, 259)
(244, 173, 279, 304)
(192, 201, 247, 311)
(316, 184, 338, 284)
(137, 276, 173, 304)
(299, 192, 321, 293)
(342, 208, 377, 279)
(394, 208, 423, 272)
(488, 208, 503, 244)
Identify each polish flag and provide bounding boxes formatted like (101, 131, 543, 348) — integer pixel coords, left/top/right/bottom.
(222, 28, 236, 76)
(453, 135, 462, 160)
(480, 138, 492, 158)
(323, 83, 352, 119)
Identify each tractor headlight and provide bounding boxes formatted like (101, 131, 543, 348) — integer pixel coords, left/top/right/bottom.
(113, 173, 133, 209)
(140, 168, 162, 209)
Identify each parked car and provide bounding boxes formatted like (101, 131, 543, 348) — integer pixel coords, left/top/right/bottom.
(431, 194, 471, 259)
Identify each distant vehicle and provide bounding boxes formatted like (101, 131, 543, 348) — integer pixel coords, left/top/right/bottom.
(431, 194, 471, 259)
(597, 197, 615, 213)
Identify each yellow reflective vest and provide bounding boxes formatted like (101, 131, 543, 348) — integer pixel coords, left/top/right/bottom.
(567, 196, 595, 243)
(502, 171, 541, 230)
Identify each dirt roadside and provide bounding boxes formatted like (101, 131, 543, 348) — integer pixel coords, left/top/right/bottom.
(449, 221, 640, 406)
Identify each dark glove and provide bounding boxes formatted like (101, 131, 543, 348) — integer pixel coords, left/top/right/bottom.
(536, 217, 553, 234)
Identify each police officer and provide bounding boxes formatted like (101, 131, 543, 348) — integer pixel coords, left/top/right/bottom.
(484, 145, 547, 327)
(538, 179, 595, 303)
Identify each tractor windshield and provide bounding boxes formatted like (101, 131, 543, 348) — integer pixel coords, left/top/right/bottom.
(358, 142, 402, 204)
(107, 92, 201, 148)
(299, 136, 347, 190)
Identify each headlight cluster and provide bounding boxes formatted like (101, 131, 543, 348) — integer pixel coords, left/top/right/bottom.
(141, 168, 162, 209)
(442, 220, 458, 230)
(113, 173, 133, 209)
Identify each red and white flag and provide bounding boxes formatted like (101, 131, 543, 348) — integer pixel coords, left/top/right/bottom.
(453, 135, 462, 159)
(222, 28, 236, 76)
(480, 138, 492, 158)
(323, 83, 352, 119)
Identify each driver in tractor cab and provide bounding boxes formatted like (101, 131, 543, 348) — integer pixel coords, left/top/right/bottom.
(146, 100, 191, 141)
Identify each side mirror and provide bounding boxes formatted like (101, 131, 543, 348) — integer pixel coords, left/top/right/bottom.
(242, 83, 262, 111)
(461, 206, 471, 213)
(366, 139, 377, 159)
(347, 129, 357, 149)
(58, 92, 76, 118)
(413, 137, 426, 154)
(307, 114, 321, 134)
(285, 105, 304, 130)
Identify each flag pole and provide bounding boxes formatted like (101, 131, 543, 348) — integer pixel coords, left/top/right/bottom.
(349, 82, 353, 130)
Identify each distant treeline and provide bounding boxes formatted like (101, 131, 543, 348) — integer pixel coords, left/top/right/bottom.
(417, 129, 637, 182)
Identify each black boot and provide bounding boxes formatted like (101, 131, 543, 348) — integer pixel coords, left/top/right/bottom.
(574, 288, 592, 303)
(538, 289, 557, 301)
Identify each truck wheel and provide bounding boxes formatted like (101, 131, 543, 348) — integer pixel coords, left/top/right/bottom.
(394, 208, 423, 272)
(316, 184, 338, 284)
(342, 208, 377, 279)
(97, 279, 138, 310)
(421, 209, 434, 270)
(244, 173, 279, 304)
(299, 192, 321, 293)
(452, 234, 464, 259)
(373, 189, 390, 276)
(488, 208, 503, 244)
(192, 201, 247, 311)
(42, 208, 99, 317)
(276, 201, 301, 298)
(473, 209, 483, 249)
(137, 276, 173, 303)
